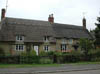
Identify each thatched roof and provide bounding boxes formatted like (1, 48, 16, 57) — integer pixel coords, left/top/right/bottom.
(0, 17, 93, 42)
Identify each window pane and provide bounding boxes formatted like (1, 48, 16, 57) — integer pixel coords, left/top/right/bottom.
(16, 44, 24, 51)
(61, 44, 67, 51)
(44, 45, 49, 52)
(16, 45, 18, 50)
(16, 35, 24, 41)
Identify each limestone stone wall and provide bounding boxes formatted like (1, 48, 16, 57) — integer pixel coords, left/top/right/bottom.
(0, 38, 80, 55)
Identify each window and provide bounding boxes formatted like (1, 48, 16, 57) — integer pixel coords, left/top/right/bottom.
(16, 35, 24, 41)
(16, 44, 24, 51)
(44, 45, 49, 52)
(44, 36, 49, 42)
(62, 38, 67, 44)
(61, 44, 67, 51)
(69, 39, 73, 44)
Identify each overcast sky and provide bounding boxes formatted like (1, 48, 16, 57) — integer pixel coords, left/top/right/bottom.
(0, 0, 100, 30)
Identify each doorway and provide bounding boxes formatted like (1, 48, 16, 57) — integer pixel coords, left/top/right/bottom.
(34, 45, 39, 55)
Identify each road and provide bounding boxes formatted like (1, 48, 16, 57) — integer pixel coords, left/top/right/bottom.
(0, 64, 100, 74)
(44, 69, 100, 74)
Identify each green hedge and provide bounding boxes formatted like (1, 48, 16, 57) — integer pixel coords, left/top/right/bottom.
(0, 49, 100, 64)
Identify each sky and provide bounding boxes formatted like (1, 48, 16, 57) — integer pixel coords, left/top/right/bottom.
(0, 0, 100, 30)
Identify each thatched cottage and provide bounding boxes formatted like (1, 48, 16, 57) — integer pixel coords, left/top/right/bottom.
(0, 9, 92, 55)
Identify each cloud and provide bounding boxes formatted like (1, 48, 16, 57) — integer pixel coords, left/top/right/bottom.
(0, 0, 100, 30)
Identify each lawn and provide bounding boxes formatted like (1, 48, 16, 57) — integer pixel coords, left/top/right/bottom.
(73, 61, 100, 65)
(0, 61, 100, 68)
(0, 64, 60, 68)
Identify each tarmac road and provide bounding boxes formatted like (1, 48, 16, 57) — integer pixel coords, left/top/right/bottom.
(0, 64, 100, 74)
(44, 69, 100, 74)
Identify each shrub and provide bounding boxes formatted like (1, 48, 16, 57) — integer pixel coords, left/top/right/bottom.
(29, 49, 36, 56)
(0, 48, 5, 56)
(39, 58, 53, 64)
(47, 51, 55, 56)
(39, 51, 48, 56)
(21, 52, 28, 56)
(54, 51, 62, 56)
(79, 38, 93, 56)
(21, 49, 37, 56)
(88, 48, 100, 61)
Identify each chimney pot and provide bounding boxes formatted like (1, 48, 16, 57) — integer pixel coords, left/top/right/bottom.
(48, 14, 54, 24)
(83, 17, 86, 29)
(1, 8, 6, 20)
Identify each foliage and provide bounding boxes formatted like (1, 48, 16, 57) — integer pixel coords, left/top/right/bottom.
(88, 48, 100, 61)
(39, 51, 48, 56)
(79, 38, 93, 56)
(0, 47, 5, 56)
(21, 49, 36, 56)
(54, 51, 62, 56)
(47, 51, 55, 56)
(39, 58, 53, 64)
(29, 49, 36, 56)
(20, 52, 27, 56)
(94, 16, 100, 47)
(69, 50, 83, 56)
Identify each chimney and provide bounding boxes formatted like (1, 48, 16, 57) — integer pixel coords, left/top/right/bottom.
(48, 14, 54, 24)
(82, 17, 86, 29)
(1, 8, 6, 20)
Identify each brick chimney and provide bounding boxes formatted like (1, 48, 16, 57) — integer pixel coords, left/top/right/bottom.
(48, 14, 54, 24)
(83, 17, 86, 29)
(1, 8, 6, 20)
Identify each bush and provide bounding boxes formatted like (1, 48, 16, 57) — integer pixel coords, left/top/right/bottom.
(39, 51, 48, 56)
(79, 38, 93, 56)
(47, 51, 55, 56)
(88, 48, 100, 61)
(39, 58, 53, 64)
(21, 49, 37, 56)
(0, 48, 5, 56)
(20, 52, 28, 56)
(29, 49, 36, 56)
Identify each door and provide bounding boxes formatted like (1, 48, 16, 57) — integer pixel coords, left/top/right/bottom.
(34, 46, 39, 55)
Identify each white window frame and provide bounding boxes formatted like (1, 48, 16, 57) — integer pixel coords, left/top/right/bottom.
(61, 44, 67, 51)
(43, 45, 49, 52)
(44, 36, 49, 42)
(16, 35, 24, 41)
(15, 44, 24, 51)
(68, 39, 73, 44)
(62, 38, 67, 44)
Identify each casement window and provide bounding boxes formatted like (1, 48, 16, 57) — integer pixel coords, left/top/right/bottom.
(44, 36, 49, 42)
(61, 44, 67, 51)
(16, 35, 24, 41)
(16, 44, 24, 51)
(62, 38, 67, 44)
(44, 45, 49, 52)
(69, 39, 73, 44)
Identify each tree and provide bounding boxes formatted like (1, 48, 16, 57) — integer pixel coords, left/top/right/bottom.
(94, 16, 100, 48)
(79, 38, 93, 59)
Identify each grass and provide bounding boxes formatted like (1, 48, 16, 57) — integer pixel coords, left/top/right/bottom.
(0, 64, 60, 68)
(0, 61, 100, 68)
(73, 61, 100, 65)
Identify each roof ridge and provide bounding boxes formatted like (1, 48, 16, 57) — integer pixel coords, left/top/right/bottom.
(53, 22, 82, 27)
(5, 17, 49, 23)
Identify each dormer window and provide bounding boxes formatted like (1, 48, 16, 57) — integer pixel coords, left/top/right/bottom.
(44, 36, 49, 42)
(16, 35, 24, 41)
